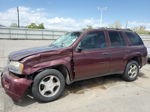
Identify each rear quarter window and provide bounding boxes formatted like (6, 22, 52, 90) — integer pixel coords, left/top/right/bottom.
(125, 32, 144, 46)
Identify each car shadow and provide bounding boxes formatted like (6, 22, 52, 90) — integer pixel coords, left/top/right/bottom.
(14, 71, 148, 107)
(64, 74, 121, 95)
(14, 74, 122, 106)
(139, 71, 149, 78)
(14, 93, 36, 106)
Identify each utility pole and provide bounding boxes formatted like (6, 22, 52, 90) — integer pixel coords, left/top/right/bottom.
(17, 6, 20, 28)
(126, 21, 128, 28)
(97, 7, 108, 27)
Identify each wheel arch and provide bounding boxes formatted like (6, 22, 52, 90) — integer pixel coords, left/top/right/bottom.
(127, 55, 142, 68)
(31, 64, 72, 85)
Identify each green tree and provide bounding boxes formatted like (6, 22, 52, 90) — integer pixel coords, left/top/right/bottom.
(82, 25, 93, 31)
(26, 23, 45, 29)
(132, 25, 150, 35)
(26, 23, 37, 29)
(38, 23, 45, 29)
(109, 21, 122, 29)
(139, 26, 146, 30)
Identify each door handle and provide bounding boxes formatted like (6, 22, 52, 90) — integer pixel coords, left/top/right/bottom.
(102, 52, 109, 55)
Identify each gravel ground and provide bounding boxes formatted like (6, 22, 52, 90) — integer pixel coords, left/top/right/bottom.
(0, 64, 150, 112)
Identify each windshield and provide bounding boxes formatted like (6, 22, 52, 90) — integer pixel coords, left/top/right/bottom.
(51, 32, 81, 48)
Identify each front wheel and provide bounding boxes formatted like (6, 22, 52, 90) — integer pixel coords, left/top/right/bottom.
(122, 61, 139, 81)
(32, 69, 65, 102)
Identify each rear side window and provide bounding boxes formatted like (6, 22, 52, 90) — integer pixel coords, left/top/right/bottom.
(108, 31, 126, 47)
(125, 32, 144, 46)
(80, 31, 106, 50)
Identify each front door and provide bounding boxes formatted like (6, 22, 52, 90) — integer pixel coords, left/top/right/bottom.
(73, 31, 110, 79)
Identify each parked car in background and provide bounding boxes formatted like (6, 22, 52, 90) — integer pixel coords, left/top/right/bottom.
(147, 47, 150, 62)
(1, 28, 147, 102)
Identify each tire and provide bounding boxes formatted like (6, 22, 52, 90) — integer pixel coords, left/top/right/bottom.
(122, 60, 139, 81)
(32, 69, 65, 102)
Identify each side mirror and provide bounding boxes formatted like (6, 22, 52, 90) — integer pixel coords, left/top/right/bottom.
(76, 46, 83, 52)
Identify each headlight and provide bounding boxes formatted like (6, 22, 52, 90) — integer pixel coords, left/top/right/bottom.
(8, 61, 24, 74)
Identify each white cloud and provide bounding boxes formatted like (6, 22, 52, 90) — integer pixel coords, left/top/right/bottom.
(128, 21, 150, 30)
(1, 7, 150, 31)
(0, 6, 102, 30)
(146, 28, 150, 31)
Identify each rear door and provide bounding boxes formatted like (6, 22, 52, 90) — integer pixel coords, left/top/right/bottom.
(107, 31, 128, 73)
(73, 31, 110, 79)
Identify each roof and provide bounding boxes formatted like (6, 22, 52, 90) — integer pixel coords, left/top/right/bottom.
(86, 28, 133, 32)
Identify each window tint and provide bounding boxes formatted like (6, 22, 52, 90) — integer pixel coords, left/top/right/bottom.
(80, 32, 106, 50)
(108, 31, 126, 47)
(126, 32, 144, 45)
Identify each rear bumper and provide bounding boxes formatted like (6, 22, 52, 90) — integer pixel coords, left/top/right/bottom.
(141, 56, 148, 67)
(148, 53, 150, 61)
(1, 71, 32, 100)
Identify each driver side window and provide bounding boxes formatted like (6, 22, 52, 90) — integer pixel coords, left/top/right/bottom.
(80, 31, 106, 50)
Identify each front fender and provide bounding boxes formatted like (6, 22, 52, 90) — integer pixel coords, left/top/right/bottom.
(23, 56, 72, 76)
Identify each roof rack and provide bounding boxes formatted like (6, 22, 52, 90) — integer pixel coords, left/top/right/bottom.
(99, 27, 132, 31)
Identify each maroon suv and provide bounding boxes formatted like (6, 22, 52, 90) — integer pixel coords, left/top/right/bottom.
(1, 29, 147, 102)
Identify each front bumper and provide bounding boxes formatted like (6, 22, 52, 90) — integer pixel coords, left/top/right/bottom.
(1, 70, 32, 100)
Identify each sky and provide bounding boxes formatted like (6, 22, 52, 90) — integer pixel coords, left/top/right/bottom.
(0, 0, 150, 30)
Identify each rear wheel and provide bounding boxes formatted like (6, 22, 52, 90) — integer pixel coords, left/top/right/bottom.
(32, 69, 65, 102)
(122, 61, 139, 81)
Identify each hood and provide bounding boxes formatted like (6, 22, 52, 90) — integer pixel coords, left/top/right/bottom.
(9, 45, 61, 61)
